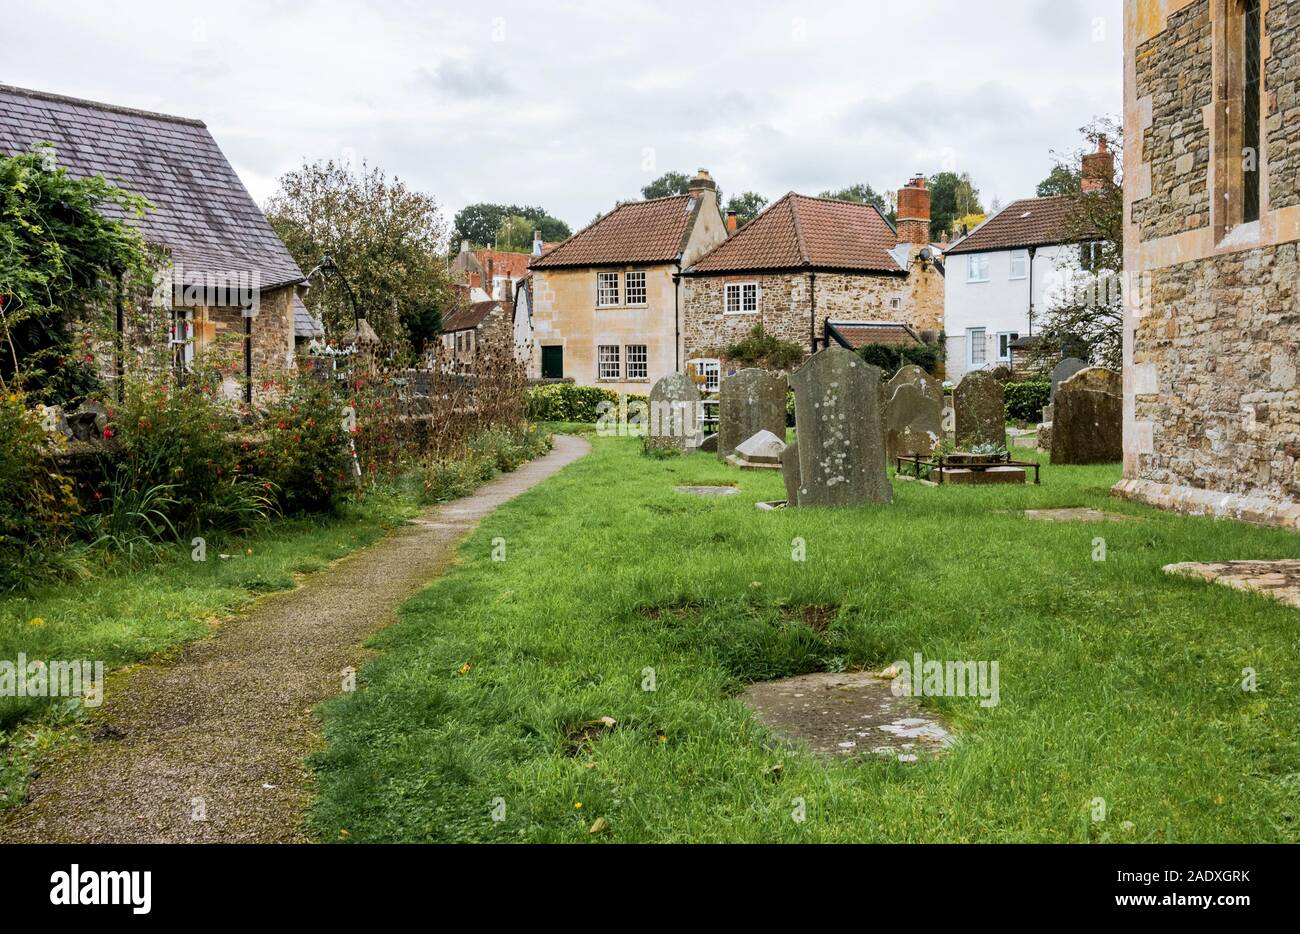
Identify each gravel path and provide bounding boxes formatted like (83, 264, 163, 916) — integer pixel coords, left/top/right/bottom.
(0, 435, 590, 843)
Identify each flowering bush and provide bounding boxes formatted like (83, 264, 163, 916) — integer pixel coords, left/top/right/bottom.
(245, 373, 354, 515)
(0, 392, 79, 590)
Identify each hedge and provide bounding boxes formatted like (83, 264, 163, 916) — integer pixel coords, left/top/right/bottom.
(1004, 379, 1051, 423)
(525, 383, 649, 423)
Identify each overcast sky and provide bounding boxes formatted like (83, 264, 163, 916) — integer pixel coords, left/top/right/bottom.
(3, 0, 1122, 235)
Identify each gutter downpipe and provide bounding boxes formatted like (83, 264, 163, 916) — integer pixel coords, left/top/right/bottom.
(673, 263, 681, 373)
(1027, 246, 1038, 337)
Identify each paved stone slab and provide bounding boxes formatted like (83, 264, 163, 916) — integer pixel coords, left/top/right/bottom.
(717, 368, 787, 462)
(1024, 507, 1137, 522)
(1164, 560, 1300, 610)
(741, 671, 953, 761)
(675, 485, 740, 497)
(726, 429, 786, 469)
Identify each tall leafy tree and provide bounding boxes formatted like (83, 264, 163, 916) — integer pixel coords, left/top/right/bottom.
(450, 203, 570, 248)
(266, 160, 455, 353)
(1037, 164, 1081, 197)
(641, 171, 693, 200)
(928, 171, 984, 240)
(723, 192, 769, 227)
(495, 215, 534, 252)
(818, 182, 894, 222)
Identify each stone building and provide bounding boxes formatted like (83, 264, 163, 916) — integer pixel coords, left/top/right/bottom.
(526, 170, 728, 393)
(0, 84, 313, 404)
(438, 293, 517, 373)
(679, 178, 945, 383)
(1115, 0, 1300, 528)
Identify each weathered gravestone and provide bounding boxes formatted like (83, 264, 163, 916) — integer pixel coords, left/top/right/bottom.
(1050, 357, 1088, 403)
(954, 371, 1006, 450)
(788, 347, 891, 506)
(727, 429, 786, 469)
(718, 368, 788, 462)
(646, 373, 702, 454)
(780, 442, 801, 505)
(1050, 367, 1122, 464)
(885, 366, 944, 465)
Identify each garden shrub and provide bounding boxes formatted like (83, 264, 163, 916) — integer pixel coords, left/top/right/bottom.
(526, 383, 647, 423)
(855, 342, 942, 378)
(420, 425, 552, 504)
(719, 324, 804, 372)
(0, 392, 80, 590)
(1004, 379, 1051, 423)
(247, 373, 354, 515)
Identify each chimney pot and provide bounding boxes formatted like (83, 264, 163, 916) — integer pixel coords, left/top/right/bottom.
(726, 210, 738, 233)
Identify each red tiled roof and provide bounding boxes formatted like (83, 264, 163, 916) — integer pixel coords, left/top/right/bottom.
(825, 320, 922, 350)
(529, 195, 699, 269)
(686, 193, 905, 274)
(944, 196, 1080, 255)
(442, 300, 501, 333)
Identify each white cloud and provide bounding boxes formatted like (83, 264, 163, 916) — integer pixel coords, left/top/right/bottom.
(0, 0, 1122, 234)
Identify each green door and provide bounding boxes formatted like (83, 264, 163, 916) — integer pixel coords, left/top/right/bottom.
(542, 345, 563, 379)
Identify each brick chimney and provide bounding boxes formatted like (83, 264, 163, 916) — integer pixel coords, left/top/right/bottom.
(1081, 137, 1114, 193)
(726, 210, 738, 233)
(896, 175, 931, 246)
(486, 257, 495, 296)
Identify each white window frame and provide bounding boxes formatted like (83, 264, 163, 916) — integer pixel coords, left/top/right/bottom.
(597, 271, 620, 307)
(888, 296, 902, 312)
(967, 254, 990, 283)
(724, 282, 759, 315)
(688, 358, 721, 393)
(1008, 250, 1028, 280)
(968, 327, 987, 367)
(625, 344, 648, 380)
(996, 331, 1019, 362)
(598, 344, 621, 380)
(624, 270, 647, 306)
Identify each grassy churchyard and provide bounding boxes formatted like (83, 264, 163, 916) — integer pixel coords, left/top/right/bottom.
(307, 434, 1300, 843)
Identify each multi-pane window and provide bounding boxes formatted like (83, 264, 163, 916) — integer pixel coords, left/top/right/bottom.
(597, 271, 619, 306)
(1242, 0, 1261, 224)
(968, 327, 987, 366)
(170, 308, 194, 375)
(967, 255, 990, 282)
(689, 359, 721, 393)
(598, 344, 621, 380)
(625, 271, 647, 305)
(997, 331, 1019, 362)
(724, 282, 758, 314)
(1079, 240, 1104, 272)
(1009, 250, 1028, 279)
(626, 344, 648, 380)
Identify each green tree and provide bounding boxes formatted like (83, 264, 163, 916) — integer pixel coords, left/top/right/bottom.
(723, 191, 769, 227)
(0, 146, 154, 404)
(641, 171, 693, 200)
(266, 159, 455, 353)
(1037, 164, 1081, 197)
(495, 214, 534, 252)
(818, 182, 894, 221)
(450, 203, 570, 249)
(928, 171, 984, 240)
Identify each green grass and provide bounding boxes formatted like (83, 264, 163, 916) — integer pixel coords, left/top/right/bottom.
(310, 435, 1300, 843)
(0, 485, 422, 806)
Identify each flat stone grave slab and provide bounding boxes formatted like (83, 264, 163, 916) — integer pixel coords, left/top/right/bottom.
(741, 671, 953, 762)
(1024, 508, 1138, 522)
(940, 466, 1026, 485)
(674, 485, 740, 497)
(1164, 560, 1300, 610)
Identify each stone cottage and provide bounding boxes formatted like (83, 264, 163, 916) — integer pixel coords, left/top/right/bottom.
(679, 178, 945, 382)
(1116, 0, 1299, 528)
(0, 84, 313, 403)
(438, 286, 524, 373)
(526, 169, 728, 393)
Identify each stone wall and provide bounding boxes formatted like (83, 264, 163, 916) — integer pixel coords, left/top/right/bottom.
(1131, 0, 1213, 241)
(1267, 0, 1300, 210)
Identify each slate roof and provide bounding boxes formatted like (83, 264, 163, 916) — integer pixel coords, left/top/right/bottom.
(825, 320, 922, 350)
(291, 293, 324, 340)
(442, 300, 501, 333)
(0, 84, 304, 291)
(943, 196, 1080, 255)
(529, 195, 700, 269)
(686, 193, 905, 275)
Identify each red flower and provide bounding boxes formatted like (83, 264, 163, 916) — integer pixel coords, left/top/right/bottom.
(102, 428, 114, 439)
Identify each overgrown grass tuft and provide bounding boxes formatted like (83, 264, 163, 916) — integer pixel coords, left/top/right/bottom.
(310, 435, 1300, 843)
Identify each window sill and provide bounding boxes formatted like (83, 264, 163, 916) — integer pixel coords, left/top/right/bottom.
(724, 310, 759, 316)
(966, 279, 990, 285)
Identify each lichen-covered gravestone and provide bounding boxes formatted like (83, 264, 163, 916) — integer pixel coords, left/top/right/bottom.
(789, 346, 891, 506)
(646, 373, 702, 454)
(1050, 357, 1089, 403)
(884, 366, 943, 464)
(717, 368, 788, 462)
(954, 371, 1006, 450)
(1051, 367, 1122, 464)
